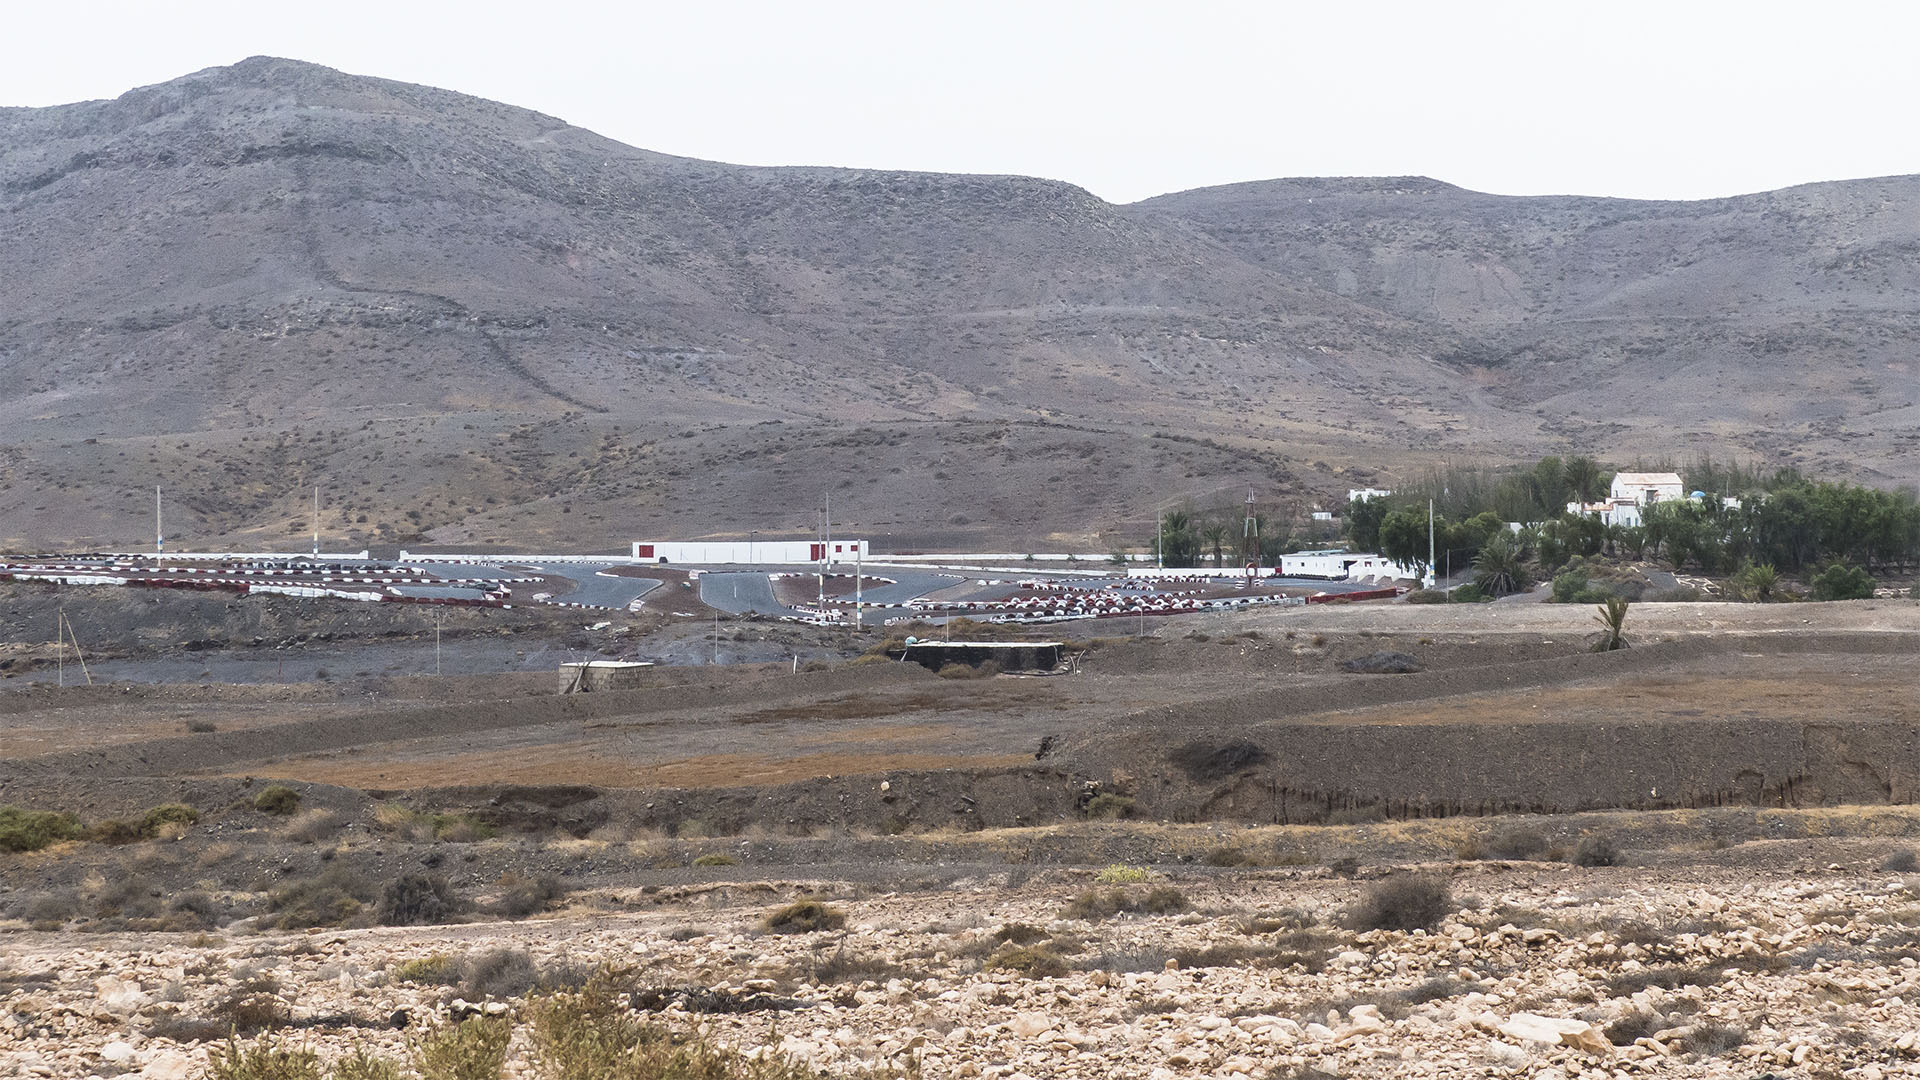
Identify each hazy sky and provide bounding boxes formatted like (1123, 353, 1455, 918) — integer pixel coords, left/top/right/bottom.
(7, 0, 1918, 204)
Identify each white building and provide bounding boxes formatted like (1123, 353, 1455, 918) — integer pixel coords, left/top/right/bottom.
(1347, 487, 1393, 503)
(632, 539, 868, 564)
(1568, 471, 1685, 528)
(1280, 549, 1421, 583)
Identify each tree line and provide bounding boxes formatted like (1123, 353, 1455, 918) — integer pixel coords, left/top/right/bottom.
(1347, 454, 1920, 597)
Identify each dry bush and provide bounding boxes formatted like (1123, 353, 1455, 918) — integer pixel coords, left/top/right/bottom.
(253, 786, 301, 817)
(492, 873, 566, 919)
(527, 975, 906, 1079)
(378, 873, 458, 926)
(1084, 793, 1136, 820)
(691, 853, 737, 867)
(393, 954, 462, 986)
(808, 946, 920, 985)
(204, 1037, 321, 1080)
(140, 803, 200, 837)
(1062, 886, 1190, 921)
(269, 866, 375, 929)
(1348, 876, 1453, 932)
(1884, 849, 1920, 873)
(993, 922, 1048, 945)
(1202, 846, 1255, 867)
(459, 948, 539, 1000)
(1683, 1023, 1748, 1057)
(1487, 827, 1548, 860)
(762, 900, 846, 934)
(414, 1016, 511, 1080)
(1572, 834, 1621, 867)
(283, 810, 341, 844)
(987, 944, 1068, 978)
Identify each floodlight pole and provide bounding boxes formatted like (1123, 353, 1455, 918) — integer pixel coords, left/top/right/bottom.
(155, 487, 163, 554)
(1428, 499, 1436, 589)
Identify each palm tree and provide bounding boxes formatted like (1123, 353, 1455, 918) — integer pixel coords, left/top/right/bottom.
(1591, 596, 1631, 652)
(1201, 522, 1231, 568)
(1565, 456, 1606, 507)
(1472, 531, 1532, 597)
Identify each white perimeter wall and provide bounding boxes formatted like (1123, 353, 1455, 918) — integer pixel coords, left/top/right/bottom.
(632, 540, 869, 564)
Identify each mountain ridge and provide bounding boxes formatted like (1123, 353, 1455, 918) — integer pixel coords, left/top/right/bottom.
(0, 57, 1912, 551)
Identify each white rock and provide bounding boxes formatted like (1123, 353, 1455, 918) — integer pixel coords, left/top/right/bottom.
(1007, 1012, 1054, 1038)
(139, 1053, 195, 1080)
(1303, 1022, 1336, 1042)
(1498, 1013, 1610, 1056)
(101, 1042, 137, 1065)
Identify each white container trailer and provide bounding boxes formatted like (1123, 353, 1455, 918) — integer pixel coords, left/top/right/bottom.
(631, 540, 868, 564)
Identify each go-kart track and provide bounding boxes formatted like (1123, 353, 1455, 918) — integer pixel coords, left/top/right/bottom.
(0, 552, 1397, 621)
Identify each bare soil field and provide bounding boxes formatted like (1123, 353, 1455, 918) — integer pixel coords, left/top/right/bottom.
(7, 599, 1920, 1077)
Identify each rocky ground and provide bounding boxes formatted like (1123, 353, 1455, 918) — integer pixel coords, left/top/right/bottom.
(8, 848, 1920, 1079)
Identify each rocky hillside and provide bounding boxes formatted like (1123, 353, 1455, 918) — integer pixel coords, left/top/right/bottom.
(0, 57, 1913, 551)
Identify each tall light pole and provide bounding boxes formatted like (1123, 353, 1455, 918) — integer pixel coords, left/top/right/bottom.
(1427, 499, 1436, 590)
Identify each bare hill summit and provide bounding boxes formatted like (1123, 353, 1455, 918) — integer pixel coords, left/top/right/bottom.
(1, 58, 1912, 551)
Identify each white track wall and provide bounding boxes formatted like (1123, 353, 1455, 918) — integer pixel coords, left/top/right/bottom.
(631, 540, 869, 564)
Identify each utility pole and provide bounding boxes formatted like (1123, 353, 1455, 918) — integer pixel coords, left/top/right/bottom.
(313, 485, 321, 558)
(1428, 499, 1436, 589)
(854, 545, 863, 630)
(155, 487, 163, 555)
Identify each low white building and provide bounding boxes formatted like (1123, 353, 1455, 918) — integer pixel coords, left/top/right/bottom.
(632, 539, 868, 564)
(1280, 549, 1421, 583)
(1347, 487, 1393, 503)
(1568, 471, 1684, 528)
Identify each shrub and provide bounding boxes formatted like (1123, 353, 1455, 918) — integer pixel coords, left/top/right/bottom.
(330, 1052, 404, 1080)
(269, 866, 375, 929)
(527, 977, 876, 1080)
(21, 891, 74, 929)
(395, 954, 461, 985)
(1572, 834, 1621, 867)
(1489, 827, 1548, 860)
(1349, 876, 1453, 932)
(1085, 793, 1136, 820)
(494, 873, 566, 919)
(1202, 846, 1254, 867)
(88, 819, 144, 845)
(1449, 583, 1491, 603)
(1403, 589, 1447, 604)
(1062, 886, 1190, 921)
(994, 922, 1048, 944)
(284, 810, 341, 844)
(1812, 562, 1875, 601)
(414, 1017, 511, 1080)
(987, 945, 1068, 978)
(378, 873, 457, 926)
(253, 786, 301, 817)
(95, 873, 163, 919)
(762, 900, 846, 934)
(429, 814, 497, 843)
(186, 719, 218, 734)
(1682, 1023, 1748, 1056)
(1884, 850, 1920, 873)
(0, 806, 83, 852)
(205, 1037, 322, 1080)
(691, 853, 737, 867)
(1095, 864, 1152, 884)
(139, 803, 199, 837)
(460, 947, 539, 999)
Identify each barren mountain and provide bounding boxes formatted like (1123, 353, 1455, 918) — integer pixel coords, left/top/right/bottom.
(0, 58, 1913, 551)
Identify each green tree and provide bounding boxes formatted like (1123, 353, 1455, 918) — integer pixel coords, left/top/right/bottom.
(1378, 508, 1434, 581)
(1346, 495, 1394, 553)
(1810, 561, 1874, 601)
(1200, 521, 1231, 568)
(1564, 455, 1607, 506)
(1471, 531, 1531, 597)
